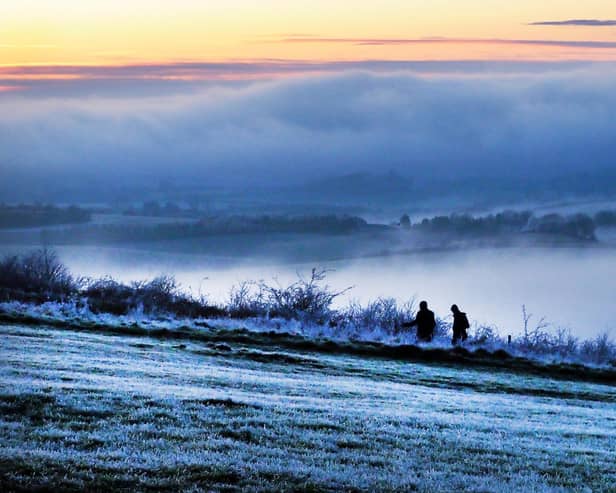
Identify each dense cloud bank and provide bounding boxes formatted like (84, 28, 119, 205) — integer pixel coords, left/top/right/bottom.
(1, 68, 616, 200)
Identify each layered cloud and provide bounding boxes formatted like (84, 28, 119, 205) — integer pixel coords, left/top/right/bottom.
(530, 19, 616, 27)
(0, 59, 601, 82)
(280, 36, 616, 49)
(0, 60, 609, 99)
(1, 66, 616, 200)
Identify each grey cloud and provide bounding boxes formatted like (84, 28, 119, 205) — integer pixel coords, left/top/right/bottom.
(0, 59, 602, 80)
(1, 60, 610, 100)
(530, 19, 616, 27)
(282, 37, 616, 49)
(1, 69, 616, 200)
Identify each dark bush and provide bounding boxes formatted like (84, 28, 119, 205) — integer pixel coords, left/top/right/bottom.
(341, 298, 416, 334)
(594, 209, 616, 227)
(227, 281, 267, 318)
(227, 269, 352, 322)
(257, 268, 351, 322)
(0, 248, 77, 302)
(82, 277, 136, 315)
(0, 204, 90, 229)
(83, 275, 224, 317)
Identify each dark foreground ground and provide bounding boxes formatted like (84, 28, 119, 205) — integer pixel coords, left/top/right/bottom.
(1, 323, 615, 492)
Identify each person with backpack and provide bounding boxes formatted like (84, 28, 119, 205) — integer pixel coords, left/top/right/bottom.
(451, 304, 469, 345)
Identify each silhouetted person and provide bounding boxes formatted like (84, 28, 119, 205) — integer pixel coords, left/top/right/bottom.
(451, 304, 469, 345)
(404, 301, 436, 342)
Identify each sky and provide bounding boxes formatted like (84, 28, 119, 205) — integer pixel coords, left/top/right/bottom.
(3, 1, 616, 72)
(2, 1, 616, 201)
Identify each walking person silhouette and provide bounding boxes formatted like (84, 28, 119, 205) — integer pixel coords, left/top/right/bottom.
(404, 301, 436, 342)
(451, 304, 469, 345)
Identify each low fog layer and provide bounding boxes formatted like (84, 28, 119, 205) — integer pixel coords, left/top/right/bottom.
(47, 245, 615, 339)
(2, 67, 616, 202)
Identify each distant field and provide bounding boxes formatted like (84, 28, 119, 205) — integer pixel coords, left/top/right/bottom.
(1, 323, 614, 492)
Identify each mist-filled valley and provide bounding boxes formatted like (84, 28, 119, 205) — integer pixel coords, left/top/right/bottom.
(36, 245, 616, 339)
(2, 197, 616, 339)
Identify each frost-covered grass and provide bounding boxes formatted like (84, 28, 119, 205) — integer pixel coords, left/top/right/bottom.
(1, 299, 615, 370)
(1, 323, 615, 492)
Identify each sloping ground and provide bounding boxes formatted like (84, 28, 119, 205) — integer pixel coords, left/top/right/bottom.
(1, 307, 614, 385)
(1, 323, 615, 492)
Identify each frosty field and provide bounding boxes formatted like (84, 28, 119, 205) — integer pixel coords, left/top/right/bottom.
(1, 323, 615, 492)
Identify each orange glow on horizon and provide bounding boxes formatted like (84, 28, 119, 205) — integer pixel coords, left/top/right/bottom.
(2, 1, 616, 73)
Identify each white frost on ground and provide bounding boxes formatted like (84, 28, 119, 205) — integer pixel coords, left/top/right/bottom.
(0, 300, 613, 368)
(0, 323, 614, 492)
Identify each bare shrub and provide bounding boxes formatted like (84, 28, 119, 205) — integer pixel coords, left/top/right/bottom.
(258, 268, 352, 322)
(342, 297, 416, 334)
(518, 305, 552, 352)
(130, 275, 181, 311)
(551, 328, 580, 359)
(82, 277, 133, 315)
(83, 274, 224, 317)
(508, 306, 616, 365)
(470, 324, 500, 345)
(433, 317, 450, 339)
(580, 332, 616, 365)
(0, 248, 76, 301)
(227, 281, 267, 318)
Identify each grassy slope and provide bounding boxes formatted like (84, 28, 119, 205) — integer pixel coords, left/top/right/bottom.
(1, 323, 615, 492)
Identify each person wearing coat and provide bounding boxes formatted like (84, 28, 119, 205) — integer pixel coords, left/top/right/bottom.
(405, 300, 436, 342)
(451, 304, 469, 345)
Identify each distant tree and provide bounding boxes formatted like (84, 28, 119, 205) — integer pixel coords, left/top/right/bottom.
(399, 214, 411, 229)
(163, 201, 181, 215)
(594, 210, 616, 226)
(525, 213, 596, 240)
(142, 201, 161, 216)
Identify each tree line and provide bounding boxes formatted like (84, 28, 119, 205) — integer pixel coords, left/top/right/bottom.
(0, 204, 91, 229)
(401, 210, 603, 241)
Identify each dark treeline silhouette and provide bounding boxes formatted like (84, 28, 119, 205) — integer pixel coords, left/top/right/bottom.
(0, 214, 372, 244)
(410, 210, 532, 235)
(594, 209, 616, 226)
(0, 204, 91, 229)
(406, 210, 598, 241)
(123, 200, 190, 218)
(525, 213, 595, 240)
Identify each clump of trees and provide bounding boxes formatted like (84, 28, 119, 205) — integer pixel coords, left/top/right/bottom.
(14, 214, 369, 244)
(594, 210, 616, 227)
(123, 201, 184, 217)
(405, 210, 597, 241)
(0, 249, 223, 317)
(228, 269, 352, 323)
(470, 306, 616, 366)
(524, 213, 595, 240)
(0, 204, 91, 229)
(412, 210, 532, 236)
(0, 249, 75, 302)
(82, 276, 224, 318)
